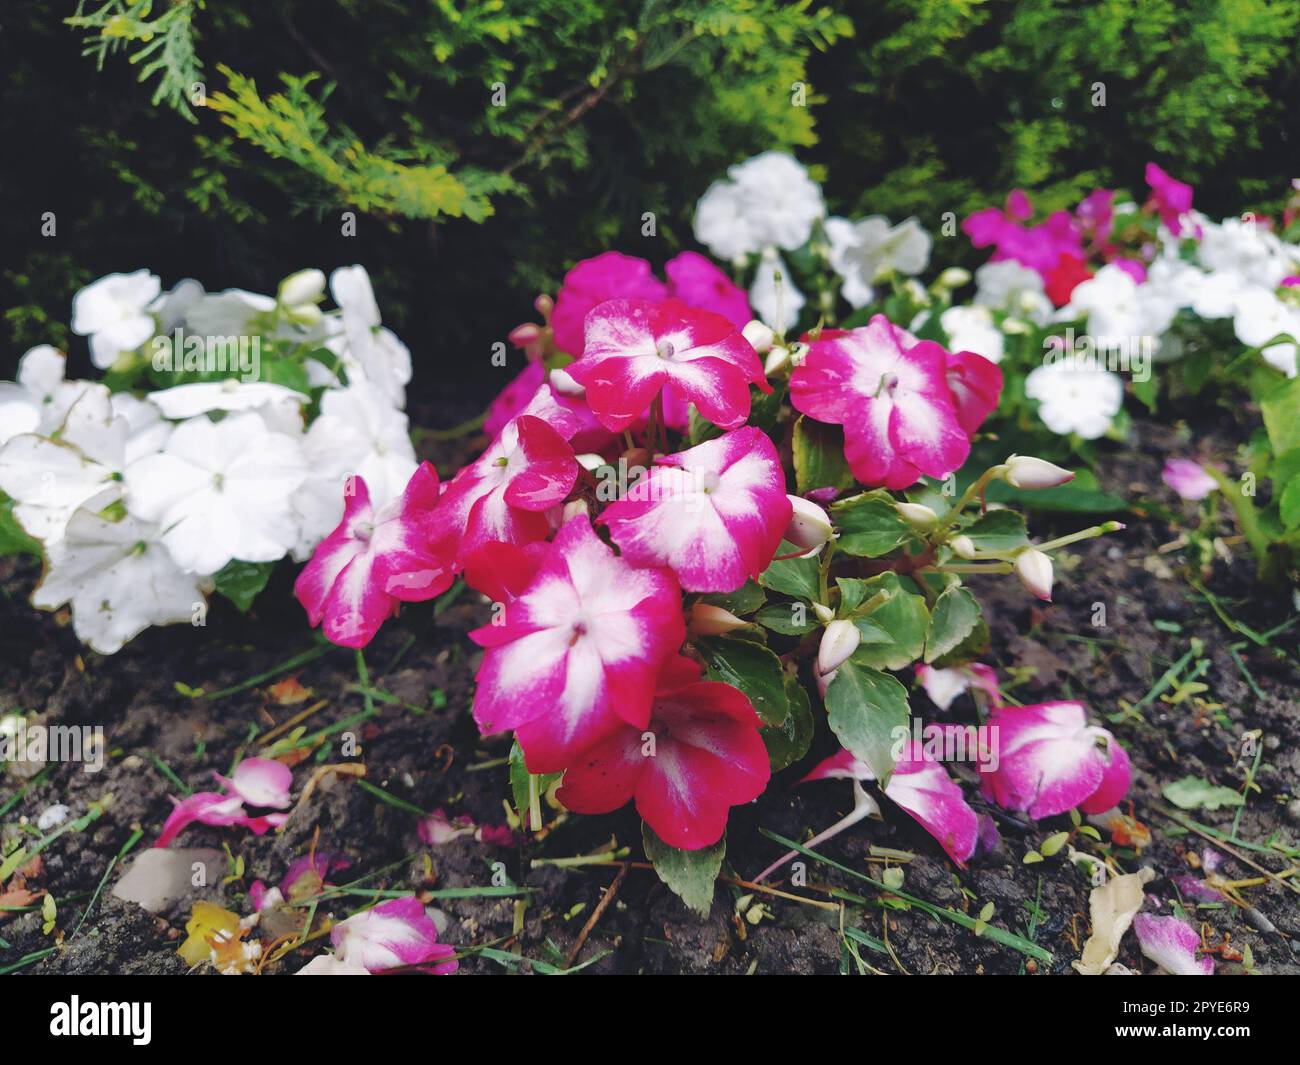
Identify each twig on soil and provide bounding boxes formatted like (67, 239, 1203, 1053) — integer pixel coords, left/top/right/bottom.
(1157, 807, 1300, 894)
(255, 698, 329, 747)
(565, 862, 629, 968)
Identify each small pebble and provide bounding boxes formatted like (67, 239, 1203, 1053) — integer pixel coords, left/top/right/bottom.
(1286, 798, 1300, 826)
(36, 804, 70, 831)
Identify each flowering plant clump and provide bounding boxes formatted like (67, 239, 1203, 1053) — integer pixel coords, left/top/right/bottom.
(0, 266, 430, 651)
(272, 155, 1127, 906)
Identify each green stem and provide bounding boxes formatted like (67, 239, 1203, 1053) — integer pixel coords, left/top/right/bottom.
(1203, 467, 1272, 561)
(1035, 520, 1125, 553)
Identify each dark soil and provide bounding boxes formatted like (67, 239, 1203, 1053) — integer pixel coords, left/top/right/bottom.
(2, 401, 1298, 976)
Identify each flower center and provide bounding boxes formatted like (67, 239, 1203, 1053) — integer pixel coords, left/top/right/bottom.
(874, 371, 900, 398)
(353, 521, 375, 542)
(212, 472, 224, 491)
(655, 339, 676, 360)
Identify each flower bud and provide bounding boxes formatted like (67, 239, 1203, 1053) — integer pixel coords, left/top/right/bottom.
(811, 601, 835, 625)
(896, 501, 939, 529)
(949, 535, 977, 560)
(742, 319, 775, 354)
(764, 345, 792, 376)
(278, 268, 326, 308)
(534, 294, 554, 319)
(1014, 549, 1054, 601)
(690, 602, 749, 637)
(1004, 455, 1075, 490)
(936, 267, 971, 289)
(818, 619, 861, 676)
(286, 302, 323, 327)
(784, 495, 833, 552)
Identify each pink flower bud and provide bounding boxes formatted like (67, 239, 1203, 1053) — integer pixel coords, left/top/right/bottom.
(1014, 548, 1054, 601)
(1004, 455, 1075, 490)
(742, 319, 775, 354)
(818, 619, 861, 676)
(689, 602, 749, 636)
(784, 495, 833, 551)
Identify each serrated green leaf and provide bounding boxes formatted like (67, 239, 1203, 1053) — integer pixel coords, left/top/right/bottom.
(848, 573, 928, 671)
(760, 541, 821, 601)
(960, 510, 1030, 553)
(793, 416, 853, 496)
(824, 660, 910, 782)
(1162, 776, 1246, 812)
(700, 579, 765, 617)
(698, 636, 789, 725)
(761, 672, 814, 771)
(643, 823, 724, 917)
(832, 491, 911, 557)
(755, 601, 817, 635)
(925, 585, 982, 663)
(212, 559, 276, 612)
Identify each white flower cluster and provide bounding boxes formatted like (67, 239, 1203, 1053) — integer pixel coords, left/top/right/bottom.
(0, 266, 417, 654)
(693, 152, 930, 333)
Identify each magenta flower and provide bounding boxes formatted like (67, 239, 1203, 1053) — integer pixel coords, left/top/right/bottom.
(963, 190, 1085, 277)
(154, 758, 293, 847)
(329, 897, 458, 975)
(1162, 458, 1218, 501)
(557, 656, 769, 850)
(469, 515, 685, 773)
(462, 539, 547, 604)
(981, 702, 1131, 819)
(1145, 163, 1195, 236)
(433, 414, 578, 565)
(1132, 914, 1213, 976)
(665, 251, 751, 328)
(800, 743, 978, 863)
(551, 251, 668, 356)
(790, 317, 972, 489)
(484, 360, 546, 438)
(295, 464, 454, 648)
(944, 348, 1004, 435)
(1075, 188, 1116, 245)
(568, 298, 769, 432)
(599, 427, 792, 593)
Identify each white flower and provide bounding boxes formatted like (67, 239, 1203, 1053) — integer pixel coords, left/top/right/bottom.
(184, 288, 277, 337)
(974, 261, 1052, 325)
(1197, 217, 1294, 290)
(290, 381, 417, 558)
(0, 346, 93, 444)
(939, 305, 1004, 363)
(826, 215, 931, 308)
(1232, 287, 1300, 377)
(278, 268, 327, 309)
(693, 180, 758, 262)
(1024, 362, 1124, 439)
(1063, 264, 1144, 340)
(110, 393, 173, 464)
(71, 271, 161, 369)
(33, 508, 203, 654)
(328, 266, 412, 408)
(748, 249, 805, 334)
(147, 380, 308, 420)
(148, 279, 205, 332)
(124, 412, 307, 575)
(729, 152, 825, 251)
(0, 387, 126, 545)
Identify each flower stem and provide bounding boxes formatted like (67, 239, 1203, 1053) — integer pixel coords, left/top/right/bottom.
(1203, 467, 1272, 561)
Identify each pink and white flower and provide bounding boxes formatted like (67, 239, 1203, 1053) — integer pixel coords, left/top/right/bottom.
(800, 743, 978, 863)
(329, 897, 457, 975)
(1132, 914, 1213, 975)
(557, 657, 769, 850)
(790, 316, 977, 489)
(469, 515, 685, 773)
(551, 251, 668, 357)
(295, 463, 454, 648)
(433, 414, 578, 566)
(944, 348, 1004, 435)
(981, 702, 1131, 819)
(568, 298, 769, 432)
(1162, 459, 1218, 501)
(1145, 163, 1195, 237)
(599, 427, 791, 592)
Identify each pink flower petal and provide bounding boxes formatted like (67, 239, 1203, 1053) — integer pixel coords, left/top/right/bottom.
(1133, 913, 1213, 975)
(665, 251, 751, 328)
(154, 791, 245, 848)
(1162, 459, 1218, 502)
(331, 896, 458, 974)
(884, 742, 978, 863)
(551, 252, 667, 357)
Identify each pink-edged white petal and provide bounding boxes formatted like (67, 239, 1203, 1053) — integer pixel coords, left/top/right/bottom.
(1132, 914, 1214, 975)
(330, 897, 458, 974)
(218, 757, 293, 810)
(882, 742, 978, 863)
(599, 427, 791, 592)
(470, 515, 685, 772)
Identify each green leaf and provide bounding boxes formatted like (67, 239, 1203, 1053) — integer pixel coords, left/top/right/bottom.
(700, 579, 765, 617)
(792, 416, 853, 495)
(760, 541, 821, 601)
(755, 601, 817, 635)
(642, 823, 724, 917)
(960, 510, 1030, 553)
(986, 470, 1126, 515)
(824, 661, 910, 782)
(687, 405, 723, 446)
(761, 672, 814, 771)
(925, 585, 982, 663)
(1162, 776, 1246, 812)
(930, 616, 991, 669)
(1279, 474, 1300, 530)
(1261, 375, 1300, 456)
(698, 636, 789, 725)
(832, 491, 911, 557)
(212, 560, 276, 612)
(0, 498, 40, 558)
(848, 573, 929, 671)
